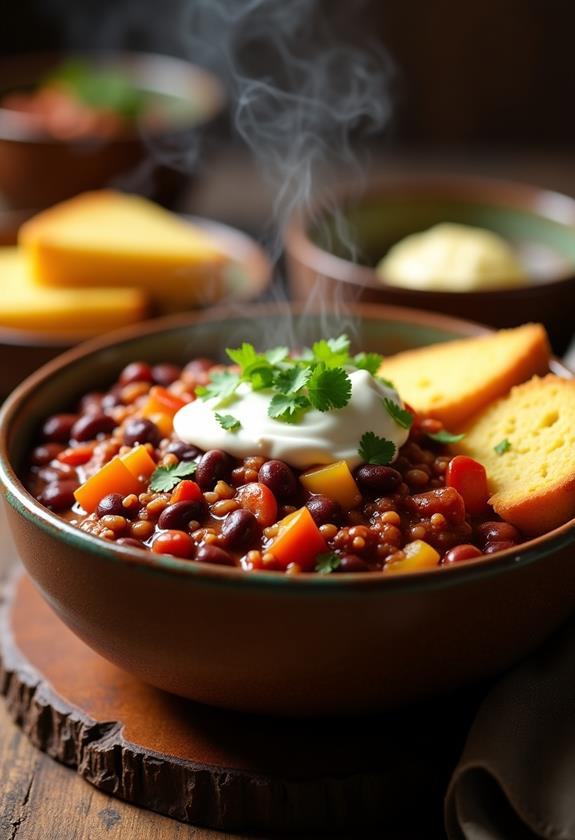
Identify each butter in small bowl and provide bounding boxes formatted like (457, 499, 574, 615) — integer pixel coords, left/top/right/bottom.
(377, 222, 527, 292)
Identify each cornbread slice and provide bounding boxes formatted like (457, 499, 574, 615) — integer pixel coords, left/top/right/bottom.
(0, 247, 148, 334)
(378, 324, 550, 427)
(456, 375, 575, 535)
(19, 190, 226, 310)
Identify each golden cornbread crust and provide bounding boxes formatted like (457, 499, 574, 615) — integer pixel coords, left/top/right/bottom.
(378, 324, 550, 427)
(457, 375, 575, 535)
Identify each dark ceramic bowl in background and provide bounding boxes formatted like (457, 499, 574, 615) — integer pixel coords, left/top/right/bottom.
(285, 176, 575, 353)
(2, 303, 575, 717)
(0, 51, 226, 210)
(0, 209, 271, 397)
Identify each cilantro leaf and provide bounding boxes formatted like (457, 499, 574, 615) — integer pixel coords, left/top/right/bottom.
(353, 352, 383, 375)
(358, 431, 396, 465)
(428, 429, 466, 444)
(195, 370, 240, 405)
(307, 365, 352, 411)
(494, 438, 511, 455)
(315, 552, 342, 574)
(225, 342, 258, 369)
(265, 345, 289, 365)
(150, 460, 197, 492)
(383, 398, 413, 430)
(377, 375, 396, 389)
(274, 365, 311, 395)
(311, 335, 351, 367)
(268, 393, 310, 423)
(215, 413, 241, 432)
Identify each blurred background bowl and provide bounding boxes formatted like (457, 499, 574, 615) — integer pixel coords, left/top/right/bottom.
(285, 176, 575, 353)
(0, 51, 226, 210)
(0, 208, 271, 397)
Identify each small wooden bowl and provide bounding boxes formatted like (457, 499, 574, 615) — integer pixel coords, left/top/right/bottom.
(285, 176, 575, 353)
(2, 303, 575, 717)
(0, 210, 271, 397)
(0, 51, 226, 209)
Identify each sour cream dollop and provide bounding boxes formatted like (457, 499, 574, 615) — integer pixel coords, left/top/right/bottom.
(173, 369, 409, 470)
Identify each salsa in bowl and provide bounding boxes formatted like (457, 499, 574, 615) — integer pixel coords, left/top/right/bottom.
(2, 304, 575, 715)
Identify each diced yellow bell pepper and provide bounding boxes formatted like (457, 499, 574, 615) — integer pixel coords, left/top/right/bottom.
(299, 460, 361, 509)
(384, 540, 440, 575)
(120, 445, 157, 482)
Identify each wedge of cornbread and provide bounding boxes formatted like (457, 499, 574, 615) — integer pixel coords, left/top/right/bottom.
(19, 191, 226, 310)
(0, 247, 148, 334)
(378, 324, 550, 427)
(456, 375, 575, 535)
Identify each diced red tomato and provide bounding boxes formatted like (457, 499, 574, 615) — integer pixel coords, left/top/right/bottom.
(151, 530, 194, 558)
(57, 444, 94, 466)
(170, 480, 203, 504)
(236, 482, 278, 527)
(446, 455, 490, 516)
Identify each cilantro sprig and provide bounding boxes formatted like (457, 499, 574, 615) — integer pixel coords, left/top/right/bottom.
(494, 438, 511, 455)
(150, 461, 197, 493)
(315, 552, 342, 574)
(195, 370, 240, 405)
(358, 431, 396, 465)
(383, 397, 413, 430)
(216, 413, 241, 432)
(427, 429, 465, 444)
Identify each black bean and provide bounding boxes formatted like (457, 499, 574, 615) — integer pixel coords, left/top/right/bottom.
(71, 412, 116, 442)
(339, 554, 370, 573)
(158, 500, 205, 531)
(42, 413, 78, 443)
(220, 508, 260, 550)
(123, 418, 161, 448)
(30, 443, 65, 466)
(355, 465, 402, 495)
(38, 480, 78, 511)
(152, 363, 182, 386)
(306, 494, 342, 526)
(96, 493, 125, 518)
(258, 460, 298, 501)
(166, 441, 201, 461)
(196, 544, 235, 566)
(119, 361, 153, 385)
(196, 449, 231, 490)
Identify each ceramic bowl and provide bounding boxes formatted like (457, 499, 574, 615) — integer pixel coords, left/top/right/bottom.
(285, 176, 575, 353)
(0, 210, 271, 397)
(0, 51, 226, 209)
(2, 304, 575, 717)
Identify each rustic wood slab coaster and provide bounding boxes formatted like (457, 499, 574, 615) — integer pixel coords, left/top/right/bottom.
(0, 571, 481, 834)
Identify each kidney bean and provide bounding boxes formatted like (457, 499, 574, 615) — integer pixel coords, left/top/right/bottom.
(195, 544, 235, 566)
(119, 361, 153, 385)
(484, 540, 517, 554)
(258, 460, 298, 501)
(220, 508, 260, 550)
(152, 363, 182, 386)
(339, 554, 370, 572)
(355, 465, 402, 495)
(196, 449, 231, 490)
(30, 443, 65, 466)
(306, 494, 342, 526)
(476, 521, 521, 547)
(158, 500, 205, 531)
(42, 413, 78, 443)
(101, 387, 123, 410)
(182, 358, 214, 381)
(166, 441, 201, 461)
(96, 493, 126, 518)
(404, 487, 466, 525)
(123, 418, 161, 448)
(79, 392, 105, 414)
(38, 463, 77, 483)
(38, 480, 78, 511)
(71, 412, 116, 442)
(116, 538, 146, 549)
(443, 544, 483, 564)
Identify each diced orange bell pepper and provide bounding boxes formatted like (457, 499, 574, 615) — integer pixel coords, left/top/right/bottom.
(299, 460, 361, 509)
(384, 540, 440, 575)
(74, 457, 142, 513)
(269, 506, 327, 571)
(120, 444, 157, 482)
(142, 386, 188, 419)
